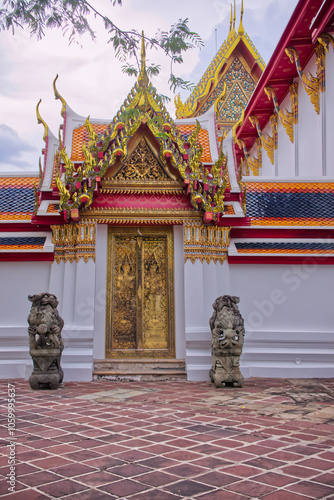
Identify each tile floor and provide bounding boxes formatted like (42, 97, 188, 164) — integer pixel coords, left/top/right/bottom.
(1, 378, 334, 499)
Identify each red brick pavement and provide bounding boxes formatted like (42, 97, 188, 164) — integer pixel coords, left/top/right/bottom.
(0, 378, 334, 499)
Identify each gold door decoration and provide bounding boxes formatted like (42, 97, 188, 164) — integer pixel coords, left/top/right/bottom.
(106, 226, 175, 358)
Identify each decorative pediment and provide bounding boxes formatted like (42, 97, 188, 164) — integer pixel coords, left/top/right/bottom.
(174, 2, 264, 122)
(54, 33, 231, 225)
(115, 138, 170, 182)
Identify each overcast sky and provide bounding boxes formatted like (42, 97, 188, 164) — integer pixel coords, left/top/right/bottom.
(0, 0, 299, 172)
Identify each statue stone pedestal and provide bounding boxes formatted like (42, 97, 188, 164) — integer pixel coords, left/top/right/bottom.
(209, 295, 245, 388)
(29, 349, 64, 390)
(27, 293, 64, 390)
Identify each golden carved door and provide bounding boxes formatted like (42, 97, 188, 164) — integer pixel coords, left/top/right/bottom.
(106, 227, 175, 358)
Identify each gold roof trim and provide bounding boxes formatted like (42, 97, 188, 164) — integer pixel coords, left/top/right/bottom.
(175, 7, 265, 119)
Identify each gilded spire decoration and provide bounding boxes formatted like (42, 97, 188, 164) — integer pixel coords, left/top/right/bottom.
(36, 99, 48, 143)
(53, 75, 66, 118)
(232, 0, 236, 34)
(138, 31, 149, 89)
(238, 0, 245, 35)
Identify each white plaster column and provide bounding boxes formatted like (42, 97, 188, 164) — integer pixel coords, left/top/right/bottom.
(93, 224, 108, 359)
(173, 225, 186, 359)
(61, 261, 77, 325)
(48, 261, 65, 314)
(325, 45, 334, 176)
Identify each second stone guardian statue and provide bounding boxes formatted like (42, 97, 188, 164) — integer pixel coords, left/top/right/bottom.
(209, 295, 245, 387)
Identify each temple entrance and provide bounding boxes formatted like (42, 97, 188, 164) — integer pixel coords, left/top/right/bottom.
(106, 226, 175, 358)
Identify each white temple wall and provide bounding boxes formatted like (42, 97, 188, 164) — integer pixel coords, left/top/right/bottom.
(0, 261, 51, 379)
(184, 259, 232, 381)
(183, 259, 334, 381)
(44, 259, 95, 382)
(230, 263, 334, 378)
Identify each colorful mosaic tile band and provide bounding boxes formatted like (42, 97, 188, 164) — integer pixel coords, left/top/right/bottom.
(246, 182, 334, 226)
(0, 237, 46, 250)
(0, 177, 36, 220)
(235, 242, 334, 254)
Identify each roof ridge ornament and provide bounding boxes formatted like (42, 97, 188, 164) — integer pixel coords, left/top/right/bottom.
(36, 99, 48, 143)
(53, 75, 66, 118)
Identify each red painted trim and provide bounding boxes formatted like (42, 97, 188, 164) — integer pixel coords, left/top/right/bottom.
(0, 223, 52, 232)
(228, 255, 334, 265)
(216, 217, 251, 227)
(311, 0, 334, 42)
(0, 253, 54, 262)
(39, 191, 59, 201)
(230, 228, 334, 239)
(31, 215, 66, 225)
(224, 193, 241, 202)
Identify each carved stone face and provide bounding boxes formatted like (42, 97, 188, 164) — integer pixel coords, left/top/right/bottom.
(214, 307, 235, 331)
(28, 293, 58, 309)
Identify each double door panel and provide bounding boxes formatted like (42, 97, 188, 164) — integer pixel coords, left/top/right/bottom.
(106, 227, 175, 358)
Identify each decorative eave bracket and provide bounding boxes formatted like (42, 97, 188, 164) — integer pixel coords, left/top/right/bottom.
(285, 46, 320, 115)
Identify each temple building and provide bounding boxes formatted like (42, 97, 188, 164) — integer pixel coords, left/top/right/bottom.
(1, 0, 334, 382)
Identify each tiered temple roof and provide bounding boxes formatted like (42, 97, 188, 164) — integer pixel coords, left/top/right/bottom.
(175, 0, 265, 142)
(1, 0, 333, 264)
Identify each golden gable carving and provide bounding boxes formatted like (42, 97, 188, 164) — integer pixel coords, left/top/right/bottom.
(115, 138, 169, 182)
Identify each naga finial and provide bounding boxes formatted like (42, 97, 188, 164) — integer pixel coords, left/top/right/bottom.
(53, 75, 66, 118)
(138, 30, 149, 88)
(36, 99, 48, 143)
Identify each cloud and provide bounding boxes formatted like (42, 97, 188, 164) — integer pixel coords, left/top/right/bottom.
(0, 124, 38, 170)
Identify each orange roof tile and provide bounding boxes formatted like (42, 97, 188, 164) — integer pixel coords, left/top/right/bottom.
(0, 176, 37, 221)
(71, 124, 109, 161)
(47, 204, 60, 214)
(224, 205, 235, 215)
(177, 125, 212, 163)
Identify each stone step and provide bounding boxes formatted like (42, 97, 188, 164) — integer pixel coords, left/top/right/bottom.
(93, 359, 187, 381)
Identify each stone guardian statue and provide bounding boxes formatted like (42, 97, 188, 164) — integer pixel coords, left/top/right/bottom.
(209, 295, 245, 387)
(27, 293, 64, 390)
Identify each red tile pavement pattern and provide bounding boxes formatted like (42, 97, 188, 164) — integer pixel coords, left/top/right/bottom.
(1, 378, 334, 499)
